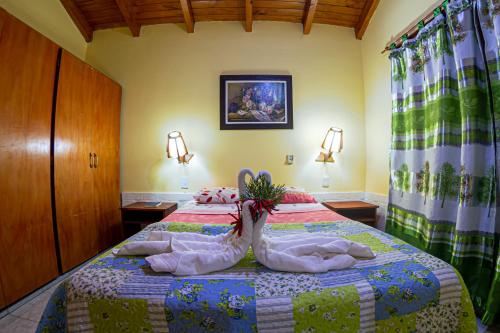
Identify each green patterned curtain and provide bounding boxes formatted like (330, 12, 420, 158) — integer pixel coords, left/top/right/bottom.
(386, 0, 500, 324)
(477, 0, 500, 324)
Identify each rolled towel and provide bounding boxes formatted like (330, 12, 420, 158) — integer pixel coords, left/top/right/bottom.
(113, 241, 171, 256)
(281, 240, 345, 257)
(146, 252, 182, 273)
(146, 249, 233, 276)
(263, 249, 357, 272)
(269, 235, 343, 252)
(147, 231, 174, 241)
(148, 230, 227, 242)
(346, 242, 375, 258)
(170, 238, 226, 252)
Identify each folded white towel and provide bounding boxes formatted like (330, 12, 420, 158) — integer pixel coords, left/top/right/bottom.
(260, 245, 357, 272)
(251, 217, 373, 273)
(148, 230, 227, 242)
(147, 247, 238, 276)
(239, 169, 375, 273)
(112, 241, 171, 256)
(113, 201, 254, 275)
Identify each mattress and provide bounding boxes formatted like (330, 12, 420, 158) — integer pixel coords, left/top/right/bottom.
(36, 202, 476, 332)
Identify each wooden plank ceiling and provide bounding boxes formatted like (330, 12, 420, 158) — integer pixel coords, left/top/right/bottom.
(61, 0, 379, 42)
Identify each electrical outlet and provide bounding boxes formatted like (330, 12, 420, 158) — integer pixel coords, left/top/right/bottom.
(285, 155, 294, 165)
(180, 176, 189, 189)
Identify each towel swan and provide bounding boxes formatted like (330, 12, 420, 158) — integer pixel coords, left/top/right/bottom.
(240, 168, 375, 273)
(114, 200, 255, 276)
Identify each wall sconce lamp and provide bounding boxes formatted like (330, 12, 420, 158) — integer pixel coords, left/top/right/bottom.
(315, 127, 343, 163)
(167, 131, 193, 164)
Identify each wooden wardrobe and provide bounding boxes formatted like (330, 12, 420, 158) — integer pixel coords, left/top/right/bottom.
(54, 50, 122, 272)
(0, 8, 122, 307)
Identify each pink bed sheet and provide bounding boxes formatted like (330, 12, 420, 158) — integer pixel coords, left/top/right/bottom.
(161, 209, 348, 224)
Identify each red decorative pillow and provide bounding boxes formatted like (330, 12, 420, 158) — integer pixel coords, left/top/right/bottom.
(194, 187, 239, 204)
(281, 189, 317, 204)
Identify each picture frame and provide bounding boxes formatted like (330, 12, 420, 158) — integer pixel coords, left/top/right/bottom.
(220, 75, 293, 130)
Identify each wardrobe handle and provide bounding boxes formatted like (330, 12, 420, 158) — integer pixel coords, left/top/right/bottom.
(89, 153, 94, 168)
(94, 153, 98, 168)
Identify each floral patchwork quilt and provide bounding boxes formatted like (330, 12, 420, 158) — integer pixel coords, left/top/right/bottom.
(36, 205, 477, 333)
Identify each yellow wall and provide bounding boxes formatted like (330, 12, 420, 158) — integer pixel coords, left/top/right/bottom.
(1, 0, 443, 195)
(85, 22, 366, 192)
(0, 0, 87, 59)
(361, 0, 438, 195)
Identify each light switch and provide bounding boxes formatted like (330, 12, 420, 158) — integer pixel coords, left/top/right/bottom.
(285, 155, 294, 165)
(322, 174, 330, 188)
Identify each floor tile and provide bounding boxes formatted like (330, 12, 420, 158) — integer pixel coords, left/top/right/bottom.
(10, 293, 50, 323)
(6, 283, 60, 328)
(0, 315, 17, 329)
(0, 314, 36, 333)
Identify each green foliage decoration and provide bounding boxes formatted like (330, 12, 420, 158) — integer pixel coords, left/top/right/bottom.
(240, 174, 286, 204)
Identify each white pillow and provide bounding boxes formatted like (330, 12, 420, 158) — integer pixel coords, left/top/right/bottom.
(193, 187, 239, 204)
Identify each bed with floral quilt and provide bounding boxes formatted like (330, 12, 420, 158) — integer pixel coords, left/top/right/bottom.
(36, 202, 477, 333)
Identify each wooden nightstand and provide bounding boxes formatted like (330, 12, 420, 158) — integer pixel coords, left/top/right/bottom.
(121, 202, 177, 237)
(322, 201, 379, 227)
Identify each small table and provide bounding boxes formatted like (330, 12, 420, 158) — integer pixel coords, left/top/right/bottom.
(322, 201, 379, 227)
(121, 202, 177, 237)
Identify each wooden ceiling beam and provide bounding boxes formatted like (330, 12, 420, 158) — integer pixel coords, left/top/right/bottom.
(355, 0, 379, 40)
(60, 0, 93, 42)
(245, 0, 253, 32)
(179, 0, 195, 33)
(58, 0, 375, 38)
(302, 0, 318, 35)
(114, 0, 141, 37)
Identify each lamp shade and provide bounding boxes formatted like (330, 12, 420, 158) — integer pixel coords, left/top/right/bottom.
(316, 127, 343, 163)
(167, 131, 193, 164)
(321, 127, 343, 153)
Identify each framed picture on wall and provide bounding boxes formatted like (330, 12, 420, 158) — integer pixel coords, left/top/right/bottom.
(220, 75, 293, 130)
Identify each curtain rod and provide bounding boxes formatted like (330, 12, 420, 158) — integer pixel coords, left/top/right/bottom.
(381, 0, 448, 54)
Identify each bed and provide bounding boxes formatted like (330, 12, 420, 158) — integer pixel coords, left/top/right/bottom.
(36, 201, 477, 332)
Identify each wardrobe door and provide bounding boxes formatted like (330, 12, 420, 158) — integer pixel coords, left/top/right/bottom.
(54, 50, 99, 272)
(0, 283, 5, 309)
(0, 8, 59, 304)
(92, 70, 122, 251)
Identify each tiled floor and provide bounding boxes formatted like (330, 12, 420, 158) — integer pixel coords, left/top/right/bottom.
(0, 283, 58, 333)
(0, 252, 98, 333)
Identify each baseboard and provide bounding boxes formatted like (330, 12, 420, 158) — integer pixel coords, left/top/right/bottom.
(122, 191, 389, 230)
(122, 192, 194, 207)
(309, 191, 365, 202)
